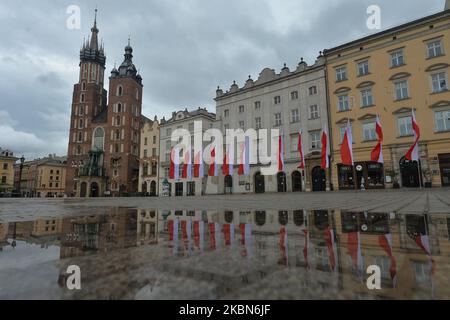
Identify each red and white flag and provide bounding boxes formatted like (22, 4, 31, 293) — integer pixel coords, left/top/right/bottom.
(278, 133, 285, 172)
(325, 228, 337, 272)
(168, 219, 179, 254)
(194, 149, 204, 178)
(348, 231, 363, 277)
(222, 144, 234, 176)
(298, 130, 305, 170)
(341, 120, 354, 166)
(321, 127, 330, 169)
(279, 227, 288, 266)
(378, 233, 397, 286)
(303, 229, 312, 269)
(193, 220, 205, 251)
(238, 136, 251, 176)
(182, 149, 192, 180)
(169, 148, 180, 180)
(223, 223, 235, 246)
(405, 110, 421, 162)
(371, 116, 384, 164)
(208, 222, 221, 249)
(239, 223, 252, 257)
(208, 148, 218, 177)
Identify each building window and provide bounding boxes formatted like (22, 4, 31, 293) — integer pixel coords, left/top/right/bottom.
(362, 122, 377, 141)
(255, 101, 261, 110)
(274, 113, 282, 126)
(77, 132, 83, 143)
(82, 82, 86, 91)
(144, 149, 148, 158)
(336, 66, 347, 82)
(309, 105, 319, 119)
(3, 163, 7, 170)
(117, 103, 123, 113)
(187, 182, 196, 196)
(79, 105, 84, 116)
(431, 72, 448, 93)
(398, 116, 413, 137)
(255, 117, 262, 130)
(291, 91, 299, 100)
(310, 131, 321, 150)
(80, 94, 85, 103)
(239, 105, 245, 113)
(435, 110, 450, 132)
(394, 80, 409, 100)
(153, 136, 157, 144)
(188, 122, 195, 133)
(152, 148, 157, 157)
(239, 121, 245, 130)
(309, 86, 318, 95)
(361, 88, 374, 107)
(391, 50, 405, 67)
(144, 137, 148, 146)
(78, 119, 84, 129)
(290, 135, 299, 152)
(166, 128, 172, 137)
(274, 96, 281, 105)
(357, 60, 370, 76)
(427, 40, 443, 58)
(339, 124, 352, 143)
(338, 94, 350, 112)
(117, 86, 123, 96)
(1, 176, 6, 184)
(291, 109, 300, 123)
(93, 127, 105, 151)
(224, 110, 229, 118)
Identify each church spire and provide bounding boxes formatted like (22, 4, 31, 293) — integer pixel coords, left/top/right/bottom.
(89, 8, 99, 50)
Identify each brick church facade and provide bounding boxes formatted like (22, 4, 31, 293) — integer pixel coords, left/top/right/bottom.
(65, 11, 144, 197)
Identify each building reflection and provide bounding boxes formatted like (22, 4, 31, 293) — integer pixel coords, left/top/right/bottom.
(1, 208, 450, 299)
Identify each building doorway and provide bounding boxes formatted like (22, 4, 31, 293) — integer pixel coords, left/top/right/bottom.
(142, 182, 148, 195)
(291, 171, 302, 192)
(312, 166, 326, 192)
(150, 181, 157, 196)
(254, 172, 265, 194)
(175, 182, 183, 196)
(277, 172, 287, 193)
(90, 182, 99, 198)
(439, 154, 450, 187)
(80, 182, 87, 198)
(400, 157, 421, 188)
(224, 175, 233, 194)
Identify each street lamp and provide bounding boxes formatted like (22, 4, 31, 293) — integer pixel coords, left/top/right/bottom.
(18, 155, 25, 196)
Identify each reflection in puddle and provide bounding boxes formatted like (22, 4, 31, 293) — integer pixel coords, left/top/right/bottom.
(0, 209, 449, 300)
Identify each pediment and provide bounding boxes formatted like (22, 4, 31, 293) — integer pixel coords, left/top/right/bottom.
(335, 117, 354, 125)
(425, 63, 449, 72)
(389, 72, 411, 81)
(392, 107, 415, 115)
(429, 100, 450, 109)
(357, 113, 377, 121)
(356, 81, 375, 89)
(334, 87, 351, 94)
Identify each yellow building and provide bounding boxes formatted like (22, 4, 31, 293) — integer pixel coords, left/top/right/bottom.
(32, 219, 62, 237)
(34, 156, 67, 198)
(138, 117, 160, 196)
(0, 148, 18, 195)
(324, 7, 450, 190)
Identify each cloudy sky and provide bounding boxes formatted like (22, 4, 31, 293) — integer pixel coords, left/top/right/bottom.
(0, 0, 446, 159)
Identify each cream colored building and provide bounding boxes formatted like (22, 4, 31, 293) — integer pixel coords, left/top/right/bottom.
(0, 148, 18, 195)
(324, 5, 450, 189)
(138, 117, 160, 196)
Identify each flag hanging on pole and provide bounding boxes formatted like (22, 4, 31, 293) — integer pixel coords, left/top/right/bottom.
(278, 132, 285, 172)
(182, 149, 192, 180)
(222, 144, 234, 176)
(208, 148, 218, 177)
(193, 220, 205, 251)
(321, 127, 330, 169)
(348, 231, 363, 278)
(405, 109, 421, 162)
(341, 120, 354, 166)
(194, 148, 204, 178)
(378, 233, 397, 287)
(169, 148, 180, 180)
(325, 228, 337, 272)
(298, 130, 305, 170)
(371, 116, 384, 164)
(223, 223, 235, 246)
(238, 137, 251, 176)
(239, 223, 252, 257)
(279, 227, 288, 266)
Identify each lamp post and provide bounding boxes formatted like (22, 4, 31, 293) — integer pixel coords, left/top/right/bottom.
(18, 155, 25, 197)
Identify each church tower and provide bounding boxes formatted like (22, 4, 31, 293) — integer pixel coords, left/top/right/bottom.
(66, 10, 107, 196)
(446, 0, 450, 11)
(106, 39, 143, 195)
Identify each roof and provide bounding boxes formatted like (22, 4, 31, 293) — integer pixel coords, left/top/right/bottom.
(160, 108, 216, 125)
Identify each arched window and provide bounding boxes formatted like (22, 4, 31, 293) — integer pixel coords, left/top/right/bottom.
(77, 145, 82, 155)
(93, 127, 105, 151)
(82, 82, 86, 91)
(115, 116, 121, 126)
(79, 119, 84, 128)
(117, 86, 123, 96)
(79, 105, 84, 115)
(115, 129, 120, 140)
(78, 132, 83, 142)
(117, 103, 122, 113)
(136, 89, 139, 100)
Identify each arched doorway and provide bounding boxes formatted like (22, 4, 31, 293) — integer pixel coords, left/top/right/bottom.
(90, 182, 99, 198)
(224, 175, 233, 194)
(312, 166, 326, 192)
(255, 211, 266, 226)
(277, 172, 287, 193)
(254, 172, 265, 194)
(150, 181, 157, 196)
(291, 171, 302, 192)
(80, 182, 87, 198)
(142, 182, 148, 195)
(314, 210, 329, 230)
(400, 157, 421, 188)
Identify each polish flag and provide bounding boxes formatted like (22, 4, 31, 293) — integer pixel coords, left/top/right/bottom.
(193, 221, 205, 251)
(408, 230, 435, 276)
(321, 127, 330, 169)
(168, 219, 179, 243)
(341, 120, 354, 166)
(303, 229, 311, 269)
(169, 148, 180, 180)
(348, 232, 363, 277)
(298, 130, 305, 170)
(239, 223, 252, 257)
(182, 149, 192, 180)
(238, 137, 251, 176)
(278, 133, 285, 172)
(279, 227, 288, 266)
(325, 228, 337, 272)
(222, 144, 234, 176)
(223, 223, 235, 246)
(208, 148, 218, 177)
(371, 116, 384, 164)
(405, 110, 421, 162)
(208, 222, 221, 249)
(194, 149, 204, 178)
(378, 233, 397, 286)
(181, 220, 192, 248)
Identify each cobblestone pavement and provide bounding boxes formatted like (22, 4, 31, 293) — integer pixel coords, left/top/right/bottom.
(1, 189, 450, 221)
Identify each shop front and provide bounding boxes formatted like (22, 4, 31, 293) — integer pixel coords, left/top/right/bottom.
(439, 154, 450, 187)
(338, 162, 384, 190)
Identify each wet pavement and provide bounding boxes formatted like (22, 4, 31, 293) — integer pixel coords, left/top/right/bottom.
(1, 190, 450, 300)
